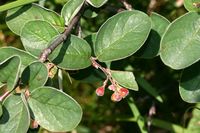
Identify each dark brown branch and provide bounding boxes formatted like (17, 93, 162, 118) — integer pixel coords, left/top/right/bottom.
(118, 0, 133, 10)
(39, 5, 84, 62)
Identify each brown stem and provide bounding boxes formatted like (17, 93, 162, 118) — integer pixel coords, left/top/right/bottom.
(118, 0, 133, 10)
(90, 57, 117, 87)
(39, 3, 85, 62)
(147, 0, 157, 15)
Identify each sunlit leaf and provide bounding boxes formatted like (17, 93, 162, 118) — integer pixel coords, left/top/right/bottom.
(111, 70, 138, 91)
(49, 35, 92, 70)
(0, 94, 30, 133)
(0, 47, 37, 71)
(160, 12, 200, 69)
(21, 20, 59, 57)
(95, 10, 151, 62)
(28, 87, 82, 132)
(21, 61, 48, 92)
(179, 61, 200, 103)
(6, 3, 65, 35)
(61, 0, 84, 25)
(86, 0, 108, 8)
(0, 56, 21, 91)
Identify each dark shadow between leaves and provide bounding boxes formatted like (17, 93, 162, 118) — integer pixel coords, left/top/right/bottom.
(135, 29, 161, 58)
(52, 35, 71, 65)
(6, 4, 31, 21)
(0, 105, 10, 124)
(180, 61, 200, 92)
(21, 67, 30, 89)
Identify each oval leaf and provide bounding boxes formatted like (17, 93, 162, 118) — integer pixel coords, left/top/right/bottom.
(61, 0, 84, 25)
(184, 0, 200, 12)
(86, 0, 108, 8)
(49, 35, 92, 70)
(21, 20, 59, 57)
(111, 70, 138, 91)
(0, 94, 30, 133)
(6, 3, 65, 35)
(21, 61, 48, 92)
(95, 10, 151, 62)
(28, 87, 82, 132)
(0, 56, 21, 91)
(0, 47, 37, 71)
(136, 12, 170, 58)
(160, 12, 200, 69)
(179, 61, 200, 103)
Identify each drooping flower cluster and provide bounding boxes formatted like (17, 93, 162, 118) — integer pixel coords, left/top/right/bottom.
(95, 82, 129, 102)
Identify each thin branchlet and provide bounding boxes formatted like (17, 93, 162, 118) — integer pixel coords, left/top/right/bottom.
(39, 4, 84, 62)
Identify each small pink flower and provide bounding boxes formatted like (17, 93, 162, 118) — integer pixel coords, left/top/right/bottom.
(95, 86, 105, 96)
(108, 84, 115, 91)
(111, 92, 122, 102)
(119, 88, 129, 98)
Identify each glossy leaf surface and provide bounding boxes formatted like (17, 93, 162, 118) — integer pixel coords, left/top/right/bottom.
(0, 94, 30, 133)
(179, 61, 200, 103)
(0, 47, 37, 71)
(160, 12, 200, 69)
(95, 10, 151, 62)
(21, 61, 48, 92)
(111, 70, 138, 91)
(136, 12, 170, 58)
(28, 87, 82, 132)
(6, 3, 64, 35)
(21, 20, 59, 57)
(86, 0, 108, 7)
(0, 56, 21, 91)
(61, 0, 84, 25)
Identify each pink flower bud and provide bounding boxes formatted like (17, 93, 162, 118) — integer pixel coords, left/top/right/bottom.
(119, 88, 129, 98)
(96, 86, 105, 96)
(108, 84, 115, 91)
(111, 92, 122, 102)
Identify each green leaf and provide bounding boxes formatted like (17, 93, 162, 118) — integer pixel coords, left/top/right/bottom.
(0, 47, 37, 71)
(21, 61, 48, 92)
(179, 61, 200, 103)
(160, 12, 200, 69)
(61, 0, 84, 25)
(28, 87, 82, 132)
(21, 20, 59, 57)
(136, 12, 170, 58)
(0, 56, 21, 91)
(184, 0, 200, 12)
(0, 94, 30, 133)
(86, 0, 108, 8)
(49, 35, 92, 70)
(136, 76, 163, 103)
(84, 33, 97, 56)
(111, 70, 138, 91)
(95, 10, 151, 62)
(6, 3, 65, 35)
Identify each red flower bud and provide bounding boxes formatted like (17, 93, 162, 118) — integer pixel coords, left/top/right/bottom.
(96, 86, 105, 96)
(108, 84, 115, 91)
(119, 88, 129, 98)
(111, 92, 122, 102)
